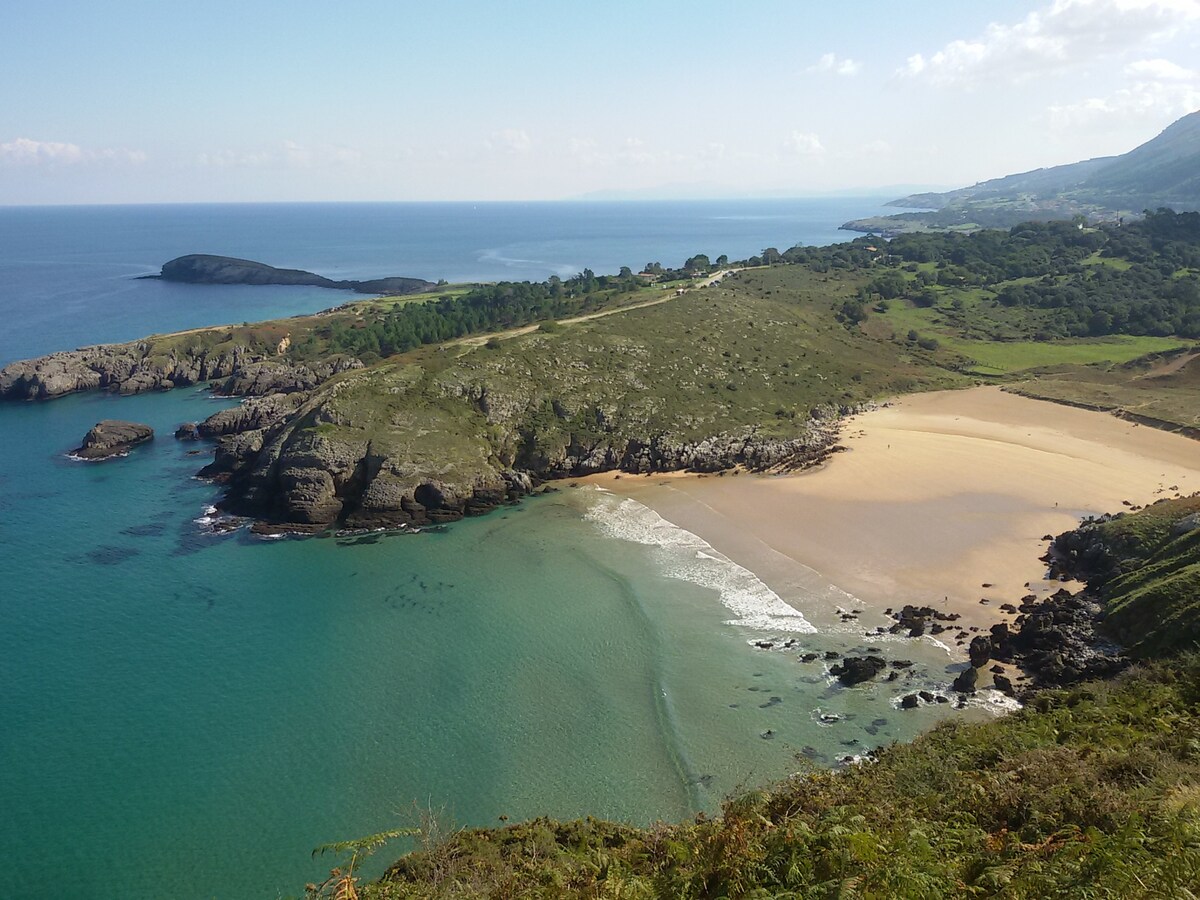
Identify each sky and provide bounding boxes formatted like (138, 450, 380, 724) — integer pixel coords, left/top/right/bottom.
(2, 0, 1199, 204)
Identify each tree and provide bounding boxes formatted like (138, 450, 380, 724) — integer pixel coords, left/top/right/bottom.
(684, 254, 711, 272)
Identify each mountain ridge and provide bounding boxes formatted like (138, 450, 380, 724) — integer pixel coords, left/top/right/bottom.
(845, 109, 1200, 235)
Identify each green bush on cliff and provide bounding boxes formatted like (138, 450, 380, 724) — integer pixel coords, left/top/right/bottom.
(1093, 496, 1200, 657)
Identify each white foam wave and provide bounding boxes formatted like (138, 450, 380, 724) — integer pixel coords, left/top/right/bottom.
(583, 494, 816, 633)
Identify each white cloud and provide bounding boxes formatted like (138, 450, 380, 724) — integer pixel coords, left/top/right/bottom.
(197, 141, 362, 170)
(1049, 50, 1200, 130)
(808, 52, 861, 76)
(486, 128, 532, 154)
(784, 131, 825, 155)
(899, 0, 1200, 85)
(1049, 77, 1200, 127)
(1124, 56, 1198, 78)
(0, 137, 145, 167)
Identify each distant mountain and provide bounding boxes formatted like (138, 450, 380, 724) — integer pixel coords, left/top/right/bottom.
(845, 110, 1200, 235)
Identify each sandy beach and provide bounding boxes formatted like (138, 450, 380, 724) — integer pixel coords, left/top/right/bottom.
(588, 386, 1200, 649)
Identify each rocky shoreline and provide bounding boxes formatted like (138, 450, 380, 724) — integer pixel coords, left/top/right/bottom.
(0, 341, 363, 401)
(188, 389, 850, 532)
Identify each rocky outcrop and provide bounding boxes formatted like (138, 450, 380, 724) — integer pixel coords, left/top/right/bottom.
(209, 416, 843, 532)
(830, 656, 887, 686)
(0, 343, 362, 402)
(152, 255, 437, 295)
(1002, 590, 1129, 689)
(214, 357, 362, 396)
(197, 392, 310, 437)
(951, 666, 978, 694)
(71, 420, 154, 460)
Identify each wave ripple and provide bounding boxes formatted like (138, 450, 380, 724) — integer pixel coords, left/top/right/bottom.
(584, 494, 817, 633)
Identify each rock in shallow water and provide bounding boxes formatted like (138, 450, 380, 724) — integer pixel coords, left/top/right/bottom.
(71, 420, 154, 460)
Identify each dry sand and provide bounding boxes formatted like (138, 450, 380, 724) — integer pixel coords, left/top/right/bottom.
(589, 386, 1200, 644)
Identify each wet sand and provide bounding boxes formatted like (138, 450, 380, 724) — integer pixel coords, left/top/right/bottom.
(588, 386, 1200, 648)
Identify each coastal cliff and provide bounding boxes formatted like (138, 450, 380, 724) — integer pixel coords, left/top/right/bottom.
(0, 340, 363, 400)
(202, 351, 854, 531)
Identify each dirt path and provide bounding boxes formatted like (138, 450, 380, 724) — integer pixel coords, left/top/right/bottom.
(1138, 349, 1199, 379)
(452, 269, 739, 352)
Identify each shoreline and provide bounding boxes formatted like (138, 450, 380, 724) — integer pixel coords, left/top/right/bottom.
(584, 386, 1200, 661)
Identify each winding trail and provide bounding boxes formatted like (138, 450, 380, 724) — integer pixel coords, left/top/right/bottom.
(451, 269, 740, 352)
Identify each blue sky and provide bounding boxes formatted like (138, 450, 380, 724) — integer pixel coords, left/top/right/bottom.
(2, 0, 1199, 203)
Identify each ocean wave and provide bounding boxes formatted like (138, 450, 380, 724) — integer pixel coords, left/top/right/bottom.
(583, 493, 816, 633)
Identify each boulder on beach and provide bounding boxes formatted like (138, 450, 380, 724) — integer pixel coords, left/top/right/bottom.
(72, 420, 154, 460)
(830, 655, 887, 686)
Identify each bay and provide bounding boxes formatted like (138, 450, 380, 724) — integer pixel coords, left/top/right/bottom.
(0, 199, 984, 899)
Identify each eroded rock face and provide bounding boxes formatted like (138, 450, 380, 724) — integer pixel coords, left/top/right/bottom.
(197, 392, 310, 437)
(71, 420, 154, 460)
(0, 344, 362, 402)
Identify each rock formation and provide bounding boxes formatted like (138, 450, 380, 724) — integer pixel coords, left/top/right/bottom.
(0, 343, 362, 401)
(152, 255, 437, 295)
(71, 420, 154, 460)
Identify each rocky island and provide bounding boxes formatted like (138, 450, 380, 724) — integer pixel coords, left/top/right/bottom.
(147, 254, 438, 295)
(71, 420, 154, 460)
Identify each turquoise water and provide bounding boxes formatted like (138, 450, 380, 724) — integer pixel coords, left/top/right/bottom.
(0, 388, 997, 899)
(0, 201, 999, 899)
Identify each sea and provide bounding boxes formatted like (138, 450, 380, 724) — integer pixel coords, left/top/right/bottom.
(0, 200, 1005, 899)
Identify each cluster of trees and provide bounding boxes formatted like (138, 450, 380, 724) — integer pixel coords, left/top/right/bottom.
(306, 268, 644, 360)
(846, 210, 1200, 339)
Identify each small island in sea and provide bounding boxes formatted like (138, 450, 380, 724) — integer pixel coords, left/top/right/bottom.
(144, 253, 439, 295)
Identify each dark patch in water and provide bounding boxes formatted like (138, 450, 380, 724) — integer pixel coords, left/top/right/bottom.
(84, 545, 141, 565)
(122, 522, 168, 538)
(338, 534, 383, 546)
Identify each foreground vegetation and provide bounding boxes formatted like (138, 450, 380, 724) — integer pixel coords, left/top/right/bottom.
(304, 498, 1200, 898)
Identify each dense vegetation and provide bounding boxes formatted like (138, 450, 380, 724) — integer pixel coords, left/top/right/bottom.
(294, 269, 647, 361)
(1064, 496, 1200, 658)
(303, 500, 1200, 898)
(851, 211, 1200, 340)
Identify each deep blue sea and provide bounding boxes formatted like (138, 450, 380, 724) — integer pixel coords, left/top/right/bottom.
(0, 200, 988, 899)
